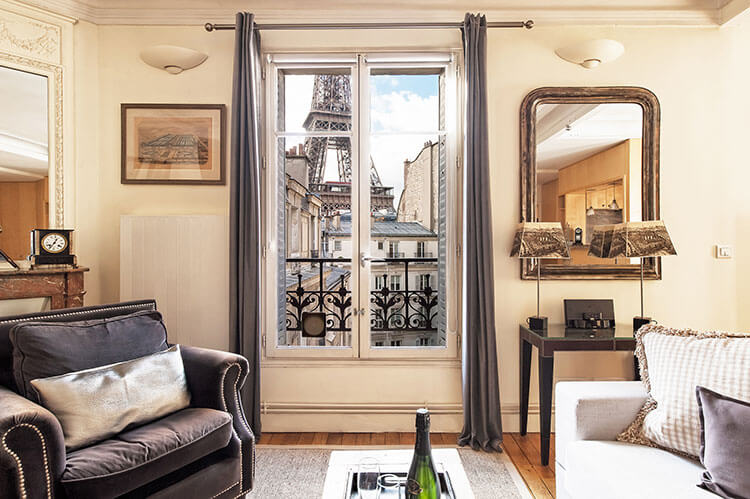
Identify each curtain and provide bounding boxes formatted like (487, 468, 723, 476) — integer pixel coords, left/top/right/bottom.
(229, 11, 262, 437)
(458, 13, 503, 452)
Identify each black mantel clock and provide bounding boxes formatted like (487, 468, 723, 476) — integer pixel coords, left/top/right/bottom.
(30, 229, 76, 267)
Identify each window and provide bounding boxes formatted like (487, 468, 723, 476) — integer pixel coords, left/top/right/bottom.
(419, 274, 431, 290)
(388, 242, 400, 258)
(374, 275, 386, 290)
(418, 338, 430, 346)
(390, 275, 401, 291)
(264, 52, 461, 359)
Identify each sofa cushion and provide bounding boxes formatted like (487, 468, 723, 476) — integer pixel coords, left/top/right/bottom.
(10, 310, 169, 400)
(696, 386, 750, 499)
(618, 324, 750, 458)
(565, 440, 714, 499)
(32, 346, 191, 450)
(60, 408, 233, 499)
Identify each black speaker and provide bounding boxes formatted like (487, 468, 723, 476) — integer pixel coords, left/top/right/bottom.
(527, 316, 548, 331)
(633, 316, 651, 333)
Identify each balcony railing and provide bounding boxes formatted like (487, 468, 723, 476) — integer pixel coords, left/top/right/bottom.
(285, 257, 438, 334)
(387, 252, 405, 258)
(415, 251, 433, 258)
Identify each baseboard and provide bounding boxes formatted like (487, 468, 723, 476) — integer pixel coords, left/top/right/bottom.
(259, 401, 555, 433)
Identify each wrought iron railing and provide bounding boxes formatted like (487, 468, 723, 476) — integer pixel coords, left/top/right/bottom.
(285, 257, 438, 333)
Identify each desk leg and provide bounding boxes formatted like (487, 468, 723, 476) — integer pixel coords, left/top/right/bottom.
(538, 354, 554, 467)
(519, 338, 532, 436)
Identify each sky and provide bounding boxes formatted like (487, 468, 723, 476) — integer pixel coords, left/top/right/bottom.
(283, 72, 440, 209)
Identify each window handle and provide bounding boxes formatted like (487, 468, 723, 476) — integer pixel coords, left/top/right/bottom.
(360, 252, 385, 268)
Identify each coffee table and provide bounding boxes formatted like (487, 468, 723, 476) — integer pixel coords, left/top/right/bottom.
(322, 449, 474, 498)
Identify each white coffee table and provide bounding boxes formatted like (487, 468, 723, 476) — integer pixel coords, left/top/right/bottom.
(322, 448, 474, 498)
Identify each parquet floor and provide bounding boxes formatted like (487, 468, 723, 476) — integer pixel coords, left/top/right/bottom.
(257, 432, 556, 498)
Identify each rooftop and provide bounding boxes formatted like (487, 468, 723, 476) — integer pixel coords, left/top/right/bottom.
(325, 219, 436, 238)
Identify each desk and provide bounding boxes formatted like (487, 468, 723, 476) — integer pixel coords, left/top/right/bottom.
(519, 324, 637, 466)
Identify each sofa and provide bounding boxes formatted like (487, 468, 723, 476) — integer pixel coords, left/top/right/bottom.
(0, 300, 255, 498)
(555, 381, 714, 499)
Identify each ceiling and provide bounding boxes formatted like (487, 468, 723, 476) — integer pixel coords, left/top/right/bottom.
(26, 0, 750, 26)
(0, 66, 49, 182)
(536, 103, 643, 185)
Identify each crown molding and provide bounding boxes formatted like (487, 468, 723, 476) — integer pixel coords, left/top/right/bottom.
(12, 0, 726, 27)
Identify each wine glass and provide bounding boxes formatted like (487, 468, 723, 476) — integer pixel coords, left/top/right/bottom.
(358, 457, 380, 499)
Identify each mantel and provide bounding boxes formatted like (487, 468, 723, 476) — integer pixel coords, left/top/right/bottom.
(0, 266, 89, 309)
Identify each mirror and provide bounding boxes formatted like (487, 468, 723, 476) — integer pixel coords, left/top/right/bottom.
(0, 66, 50, 262)
(520, 87, 661, 279)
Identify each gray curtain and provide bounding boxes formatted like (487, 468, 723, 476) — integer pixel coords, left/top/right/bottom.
(229, 12, 262, 437)
(458, 13, 503, 452)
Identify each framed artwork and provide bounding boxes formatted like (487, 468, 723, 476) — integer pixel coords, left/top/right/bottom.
(121, 104, 226, 184)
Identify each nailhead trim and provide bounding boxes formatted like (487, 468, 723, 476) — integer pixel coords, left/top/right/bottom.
(1, 423, 52, 499)
(0, 302, 155, 325)
(220, 362, 255, 496)
(211, 480, 239, 498)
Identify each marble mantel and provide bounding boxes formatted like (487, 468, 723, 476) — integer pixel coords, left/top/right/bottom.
(0, 267, 88, 309)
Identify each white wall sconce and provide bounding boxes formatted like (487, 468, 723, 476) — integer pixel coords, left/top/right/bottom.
(140, 45, 208, 74)
(555, 39, 624, 69)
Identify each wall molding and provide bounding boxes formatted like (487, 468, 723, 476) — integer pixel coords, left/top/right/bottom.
(15, 0, 733, 27)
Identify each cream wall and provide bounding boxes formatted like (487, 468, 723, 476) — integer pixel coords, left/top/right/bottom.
(71, 21, 750, 432)
(74, 23, 234, 305)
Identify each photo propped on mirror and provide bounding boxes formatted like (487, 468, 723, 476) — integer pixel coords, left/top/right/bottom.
(535, 102, 643, 267)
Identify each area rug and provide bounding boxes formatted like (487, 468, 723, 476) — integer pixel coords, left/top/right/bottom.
(248, 446, 532, 498)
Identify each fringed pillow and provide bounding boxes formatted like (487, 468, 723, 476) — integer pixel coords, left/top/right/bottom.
(617, 324, 750, 458)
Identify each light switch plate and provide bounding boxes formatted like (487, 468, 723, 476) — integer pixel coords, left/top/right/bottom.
(715, 245, 733, 259)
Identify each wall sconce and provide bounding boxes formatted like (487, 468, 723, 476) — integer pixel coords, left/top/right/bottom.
(140, 45, 208, 74)
(555, 39, 624, 69)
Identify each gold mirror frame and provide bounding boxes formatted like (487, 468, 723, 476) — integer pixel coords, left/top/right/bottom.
(520, 87, 661, 280)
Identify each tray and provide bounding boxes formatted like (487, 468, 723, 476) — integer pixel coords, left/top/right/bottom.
(345, 468, 457, 498)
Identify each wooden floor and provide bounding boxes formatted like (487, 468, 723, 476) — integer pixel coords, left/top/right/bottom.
(257, 432, 556, 498)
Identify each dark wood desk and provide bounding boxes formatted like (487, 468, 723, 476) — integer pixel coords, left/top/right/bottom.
(519, 324, 638, 466)
(0, 267, 88, 309)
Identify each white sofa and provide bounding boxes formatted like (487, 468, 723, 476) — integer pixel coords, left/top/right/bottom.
(555, 381, 714, 499)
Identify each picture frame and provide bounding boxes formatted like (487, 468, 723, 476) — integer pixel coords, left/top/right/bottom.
(121, 104, 226, 185)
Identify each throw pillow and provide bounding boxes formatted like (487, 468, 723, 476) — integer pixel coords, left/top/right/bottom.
(10, 310, 169, 401)
(696, 386, 750, 499)
(617, 324, 750, 458)
(31, 345, 191, 450)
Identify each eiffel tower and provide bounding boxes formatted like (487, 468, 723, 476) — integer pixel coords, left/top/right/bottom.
(303, 75, 384, 188)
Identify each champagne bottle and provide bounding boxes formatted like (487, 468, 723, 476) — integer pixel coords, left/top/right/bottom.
(406, 408, 442, 499)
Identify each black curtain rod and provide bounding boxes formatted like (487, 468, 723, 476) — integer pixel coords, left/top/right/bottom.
(204, 20, 534, 31)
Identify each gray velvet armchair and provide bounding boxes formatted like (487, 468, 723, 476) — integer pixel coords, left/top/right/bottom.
(0, 300, 255, 498)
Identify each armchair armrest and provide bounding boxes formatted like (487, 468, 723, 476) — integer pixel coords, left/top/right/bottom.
(0, 385, 66, 499)
(555, 381, 647, 469)
(179, 345, 255, 492)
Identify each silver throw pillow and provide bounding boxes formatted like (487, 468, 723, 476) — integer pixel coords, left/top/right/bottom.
(31, 345, 191, 450)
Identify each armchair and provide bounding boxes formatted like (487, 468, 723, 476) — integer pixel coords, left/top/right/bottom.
(0, 300, 255, 499)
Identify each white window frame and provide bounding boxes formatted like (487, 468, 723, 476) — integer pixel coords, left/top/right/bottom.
(263, 51, 463, 361)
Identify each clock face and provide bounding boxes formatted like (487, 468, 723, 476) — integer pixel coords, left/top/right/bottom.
(41, 233, 68, 254)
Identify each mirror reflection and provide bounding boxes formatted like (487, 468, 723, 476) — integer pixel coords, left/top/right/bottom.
(0, 66, 49, 261)
(535, 102, 642, 266)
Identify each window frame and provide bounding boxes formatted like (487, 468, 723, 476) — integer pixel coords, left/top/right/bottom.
(262, 51, 463, 361)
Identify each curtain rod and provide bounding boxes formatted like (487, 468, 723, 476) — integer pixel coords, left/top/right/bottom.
(204, 20, 534, 32)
